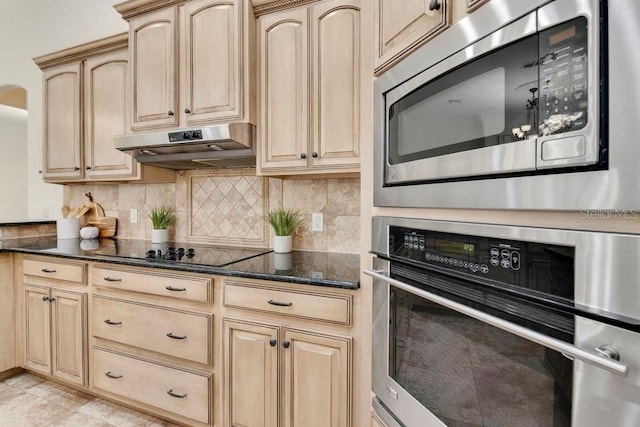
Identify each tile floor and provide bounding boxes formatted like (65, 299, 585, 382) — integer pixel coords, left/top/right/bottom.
(0, 372, 179, 426)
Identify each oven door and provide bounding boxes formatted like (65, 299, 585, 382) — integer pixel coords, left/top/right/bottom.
(367, 259, 631, 427)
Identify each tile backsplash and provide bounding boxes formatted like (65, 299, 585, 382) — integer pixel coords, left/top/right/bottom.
(63, 169, 360, 254)
(188, 169, 270, 247)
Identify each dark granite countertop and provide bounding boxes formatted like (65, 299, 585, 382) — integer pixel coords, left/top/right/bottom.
(0, 236, 360, 289)
(0, 220, 56, 227)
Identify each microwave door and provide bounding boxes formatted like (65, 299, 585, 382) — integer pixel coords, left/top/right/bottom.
(384, 12, 540, 185)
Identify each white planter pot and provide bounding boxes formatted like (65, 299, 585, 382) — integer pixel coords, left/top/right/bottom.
(151, 228, 169, 244)
(273, 235, 292, 253)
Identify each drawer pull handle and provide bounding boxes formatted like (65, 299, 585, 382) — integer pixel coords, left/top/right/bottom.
(167, 389, 187, 398)
(104, 371, 122, 379)
(103, 277, 122, 282)
(41, 268, 57, 273)
(104, 319, 122, 325)
(165, 286, 186, 292)
(166, 332, 187, 340)
(267, 299, 293, 307)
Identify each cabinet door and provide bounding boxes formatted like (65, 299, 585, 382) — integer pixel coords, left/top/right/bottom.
(42, 63, 82, 180)
(51, 289, 85, 385)
(23, 285, 51, 375)
(84, 49, 136, 180)
(223, 319, 278, 427)
(130, 7, 178, 130)
(0, 255, 15, 373)
(310, 0, 361, 170)
(182, 0, 241, 125)
(374, 0, 449, 74)
(282, 329, 351, 427)
(258, 8, 309, 172)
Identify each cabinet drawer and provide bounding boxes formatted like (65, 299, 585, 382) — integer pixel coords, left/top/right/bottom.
(92, 297, 210, 364)
(223, 282, 351, 325)
(91, 267, 211, 302)
(92, 348, 211, 424)
(23, 258, 85, 283)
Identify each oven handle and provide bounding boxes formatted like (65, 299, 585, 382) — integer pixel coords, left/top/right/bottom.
(364, 268, 629, 377)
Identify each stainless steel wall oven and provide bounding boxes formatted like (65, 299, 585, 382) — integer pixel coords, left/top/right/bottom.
(374, 0, 640, 210)
(366, 217, 640, 427)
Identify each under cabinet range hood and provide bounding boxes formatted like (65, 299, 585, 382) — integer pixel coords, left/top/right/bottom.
(114, 123, 256, 170)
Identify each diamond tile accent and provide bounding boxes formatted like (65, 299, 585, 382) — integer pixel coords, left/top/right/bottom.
(187, 170, 269, 247)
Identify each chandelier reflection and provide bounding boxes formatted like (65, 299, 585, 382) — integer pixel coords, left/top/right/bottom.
(512, 87, 538, 141)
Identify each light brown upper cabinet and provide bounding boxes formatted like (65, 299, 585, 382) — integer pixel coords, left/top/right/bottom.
(116, 0, 255, 132)
(467, 0, 490, 12)
(40, 62, 82, 181)
(34, 34, 175, 183)
(374, 0, 450, 75)
(256, 0, 361, 176)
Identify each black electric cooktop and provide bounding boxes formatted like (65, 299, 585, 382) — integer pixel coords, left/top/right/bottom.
(41, 238, 272, 268)
(110, 240, 272, 267)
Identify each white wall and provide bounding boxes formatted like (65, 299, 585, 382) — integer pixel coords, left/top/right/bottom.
(0, 0, 128, 219)
(0, 105, 28, 220)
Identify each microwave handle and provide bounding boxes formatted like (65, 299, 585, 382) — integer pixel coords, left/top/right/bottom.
(363, 268, 629, 377)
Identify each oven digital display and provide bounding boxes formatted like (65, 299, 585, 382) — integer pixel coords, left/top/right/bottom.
(435, 239, 475, 256)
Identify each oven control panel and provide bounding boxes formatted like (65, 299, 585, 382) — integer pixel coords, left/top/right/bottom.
(399, 230, 521, 275)
(389, 226, 573, 295)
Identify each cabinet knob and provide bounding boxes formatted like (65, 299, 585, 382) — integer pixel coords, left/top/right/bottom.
(74, 166, 80, 171)
(429, 0, 441, 10)
(49, 297, 55, 302)
(311, 152, 318, 158)
(184, 108, 191, 114)
(300, 153, 307, 159)
(86, 166, 92, 170)
(38, 170, 42, 174)
(269, 339, 277, 347)
(42, 296, 49, 302)
(167, 110, 174, 116)
(283, 340, 290, 349)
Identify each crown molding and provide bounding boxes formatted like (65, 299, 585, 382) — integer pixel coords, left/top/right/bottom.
(114, 0, 186, 20)
(251, 0, 319, 16)
(33, 33, 128, 70)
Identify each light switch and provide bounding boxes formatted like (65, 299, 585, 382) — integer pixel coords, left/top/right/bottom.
(130, 208, 138, 224)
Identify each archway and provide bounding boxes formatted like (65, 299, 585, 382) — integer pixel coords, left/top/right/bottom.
(0, 85, 28, 220)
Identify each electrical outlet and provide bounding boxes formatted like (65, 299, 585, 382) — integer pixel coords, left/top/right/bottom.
(130, 208, 138, 224)
(311, 212, 323, 231)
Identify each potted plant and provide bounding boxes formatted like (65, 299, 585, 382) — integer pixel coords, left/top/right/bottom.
(265, 208, 303, 253)
(149, 206, 176, 243)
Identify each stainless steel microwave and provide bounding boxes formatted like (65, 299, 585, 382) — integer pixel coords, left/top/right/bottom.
(374, 0, 640, 210)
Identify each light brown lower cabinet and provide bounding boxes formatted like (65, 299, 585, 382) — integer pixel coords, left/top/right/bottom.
(89, 264, 215, 426)
(224, 318, 352, 427)
(371, 412, 388, 427)
(0, 254, 16, 375)
(23, 285, 86, 385)
(92, 348, 212, 425)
